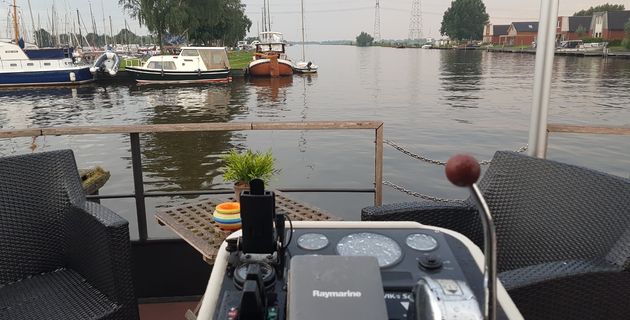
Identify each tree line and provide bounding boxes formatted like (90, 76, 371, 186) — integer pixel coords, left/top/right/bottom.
(118, 0, 252, 52)
(33, 28, 152, 48)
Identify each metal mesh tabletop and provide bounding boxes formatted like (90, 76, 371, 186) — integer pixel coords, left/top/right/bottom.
(155, 191, 341, 263)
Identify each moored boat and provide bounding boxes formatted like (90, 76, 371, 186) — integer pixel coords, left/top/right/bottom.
(125, 47, 232, 84)
(90, 50, 121, 77)
(0, 41, 93, 87)
(248, 32, 294, 77)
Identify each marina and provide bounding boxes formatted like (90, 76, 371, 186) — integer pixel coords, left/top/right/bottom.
(2, 0, 630, 318)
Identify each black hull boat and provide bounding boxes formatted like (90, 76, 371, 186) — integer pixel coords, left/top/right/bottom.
(125, 67, 232, 84)
(124, 47, 232, 84)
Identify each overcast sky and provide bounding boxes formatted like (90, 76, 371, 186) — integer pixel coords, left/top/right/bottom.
(3, 0, 630, 41)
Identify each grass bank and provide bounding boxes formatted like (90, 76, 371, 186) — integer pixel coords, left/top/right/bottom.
(228, 50, 253, 70)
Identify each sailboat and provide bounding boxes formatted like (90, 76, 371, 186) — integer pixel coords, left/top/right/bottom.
(293, 0, 318, 74)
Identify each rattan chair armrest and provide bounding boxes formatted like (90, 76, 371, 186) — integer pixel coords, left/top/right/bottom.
(361, 201, 483, 246)
(499, 258, 621, 291)
(65, 201, 137, 317)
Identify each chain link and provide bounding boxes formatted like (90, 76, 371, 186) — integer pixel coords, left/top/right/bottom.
(383, 180, 465, 203)
(384, 140, 528, 166)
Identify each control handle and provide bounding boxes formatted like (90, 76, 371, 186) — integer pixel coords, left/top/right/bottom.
(445, 154, 497, 320)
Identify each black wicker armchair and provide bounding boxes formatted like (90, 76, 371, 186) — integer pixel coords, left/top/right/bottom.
(362, 151, 630, 319)
(0, 150, 139, 320)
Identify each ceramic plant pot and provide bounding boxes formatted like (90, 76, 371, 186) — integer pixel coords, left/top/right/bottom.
(233, 181, 250, 202)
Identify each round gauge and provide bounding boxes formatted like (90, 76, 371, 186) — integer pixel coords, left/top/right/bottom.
(297, 233, 329, 251)
(406, 233, 438, 251)
(336, 232, 402, 268)
(233, 262, 276, 290)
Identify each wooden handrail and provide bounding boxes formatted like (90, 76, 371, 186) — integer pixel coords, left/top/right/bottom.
(547, 124, 630, 135)
(0, 121, 383, 138)
(0, 121, 384, 206)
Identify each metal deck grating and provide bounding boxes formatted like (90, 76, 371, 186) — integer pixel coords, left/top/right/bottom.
(155, 191, 341, 263)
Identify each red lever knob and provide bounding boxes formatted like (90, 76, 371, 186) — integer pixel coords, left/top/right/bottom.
(445, 154, 480, 187)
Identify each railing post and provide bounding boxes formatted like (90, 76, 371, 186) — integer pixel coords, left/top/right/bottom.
(130, 133, 148, 241)
(375, 124, 384, 206)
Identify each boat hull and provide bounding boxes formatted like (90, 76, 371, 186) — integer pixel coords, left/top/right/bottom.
(0, 67, 94, 87)
(125, 67, 232, 84)
(248, 59, 293, 77)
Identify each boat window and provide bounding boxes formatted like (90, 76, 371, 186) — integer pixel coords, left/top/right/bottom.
(27, 63, 34, 66)
(44, 63, 51, 66)
(180, 49, 199, 56)
(5, 50, 18, 53)
(10, 63, 17, 67)
(198, 49, 229, 69)
(147, 61, 176, 70)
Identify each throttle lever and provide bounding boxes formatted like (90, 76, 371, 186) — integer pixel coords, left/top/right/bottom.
(445, 154, 497, 320)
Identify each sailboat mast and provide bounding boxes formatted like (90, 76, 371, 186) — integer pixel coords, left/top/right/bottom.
(109, 15, 114, 46)
(27, 0, 36, 46)
(77, 9, 82, 47)
(267, 0, 271, 31)
(300, 0, 305, 61)
(12, 0, 19, 44)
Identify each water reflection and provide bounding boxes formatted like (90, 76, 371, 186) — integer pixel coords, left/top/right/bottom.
(249, 77, 294, 103)
(439, 50, 483, 108)
(140, 85, 247, 195)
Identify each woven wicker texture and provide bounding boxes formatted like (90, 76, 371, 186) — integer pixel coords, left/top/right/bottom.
(362, 151, 630, 319)
(0, 150, 138, 320)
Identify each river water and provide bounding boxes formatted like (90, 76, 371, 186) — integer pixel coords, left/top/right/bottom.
(1, 45, 629, 239)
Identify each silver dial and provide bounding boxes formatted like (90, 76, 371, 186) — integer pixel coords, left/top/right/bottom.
(406, 233, 438, 251)
(336, 232, 402, 268)
(297, 233, 329, 251)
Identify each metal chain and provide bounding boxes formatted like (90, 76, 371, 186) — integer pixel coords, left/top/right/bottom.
(383, 180, 465, 203)
(384, 140, 528, 166)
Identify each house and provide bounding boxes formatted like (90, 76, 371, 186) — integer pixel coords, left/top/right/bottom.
(590, 10, 630, 40)
(483, 23, 510, 44)
(557, 16, 592, 41)
(499, 22, 539, 46)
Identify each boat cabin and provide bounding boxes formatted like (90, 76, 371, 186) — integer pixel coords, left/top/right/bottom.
(256, 32, 287, 53)
(142, 47, 230, 72)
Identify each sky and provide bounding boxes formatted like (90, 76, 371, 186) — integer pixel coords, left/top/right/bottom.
(2, 0, 630, 42)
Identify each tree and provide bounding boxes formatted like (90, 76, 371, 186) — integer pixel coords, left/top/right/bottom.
(355, 32, 374, 46)
(34, 29, 53, 47)
(574, 3, 625, 16)
(118, 0, 188, 52)
(623, 20, 630, 49)
(187, 0, 252, 46)
(440, 0, 489, 40)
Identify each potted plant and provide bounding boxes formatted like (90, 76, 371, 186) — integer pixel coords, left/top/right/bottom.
(222, 149, 277, 202)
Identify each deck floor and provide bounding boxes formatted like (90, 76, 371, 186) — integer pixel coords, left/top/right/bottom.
(139, 301, 198, 320)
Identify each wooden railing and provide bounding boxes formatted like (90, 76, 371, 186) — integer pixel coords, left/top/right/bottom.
(546, 123, 630, 158)
(0, 121, 384, 241)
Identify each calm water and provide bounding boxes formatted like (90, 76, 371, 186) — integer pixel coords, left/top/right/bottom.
(1, 45, 630, 239)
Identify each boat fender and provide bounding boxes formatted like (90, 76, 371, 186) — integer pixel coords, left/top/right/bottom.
(106, 52, 115, 59)
(198, 69, 201, 77)
(108, 69, 117, 77)
(69, 72, 76, 82)
(160, 69, 164, 77)
(90, 67, 98, 74)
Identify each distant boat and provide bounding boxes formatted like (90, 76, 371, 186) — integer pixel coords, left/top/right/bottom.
(248, 32, 294, 77)
(293, 0, 318, 74)
(90, 50, 120, 77)
(125, 47, 232, 84)
(0, 41, 93, 87)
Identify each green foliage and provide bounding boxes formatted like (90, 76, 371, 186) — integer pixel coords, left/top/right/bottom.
(440, 0, 489, 40)
(118, 0, 188, 52)
(119, 0, 251, 50)
(581, 37, 604, 43)
(624, 21, 630, 49)
(574, 3, 625, 16)
(355, 32, 374, 46)
(222, 149, 277, 184)
(228, 50, 253, 69)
